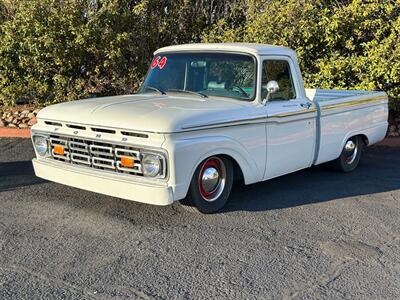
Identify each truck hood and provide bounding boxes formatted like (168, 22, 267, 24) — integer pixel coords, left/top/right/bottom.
(37, 94, 258, 133)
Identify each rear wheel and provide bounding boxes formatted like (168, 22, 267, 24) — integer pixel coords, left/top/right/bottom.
(331, 136, 363, 172)
(180, 156, 233, 214)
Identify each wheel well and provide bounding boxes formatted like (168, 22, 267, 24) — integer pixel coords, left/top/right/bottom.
(359, 134, 369, 146)
(349, 134, 369, 146)
(218, 154, 244, 184)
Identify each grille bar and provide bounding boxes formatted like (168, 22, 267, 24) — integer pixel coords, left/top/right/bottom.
(71, 153, 91, 165)
(69, 141, 88, 152)
(50, 137, 68, 147)
(52, 149, 70, 161)
(116, 161, 142, 173)
(92, 157, 115, 169)
(90, 144, 113, 157)
(115, 148, 140, 159)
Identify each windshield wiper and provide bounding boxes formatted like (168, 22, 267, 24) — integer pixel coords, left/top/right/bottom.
(167, 89, 208, 98)
(143, 86, 166, 95)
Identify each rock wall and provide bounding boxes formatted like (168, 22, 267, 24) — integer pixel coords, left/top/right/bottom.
(0, 107, 39, 129)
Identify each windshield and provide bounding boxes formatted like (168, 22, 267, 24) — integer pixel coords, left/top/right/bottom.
(139, 52, 256, 101)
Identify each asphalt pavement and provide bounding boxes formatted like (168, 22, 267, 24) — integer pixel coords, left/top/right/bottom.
(0, 138, 399, 299)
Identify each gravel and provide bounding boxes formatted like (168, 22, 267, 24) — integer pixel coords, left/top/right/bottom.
(0, 138, 399, 299)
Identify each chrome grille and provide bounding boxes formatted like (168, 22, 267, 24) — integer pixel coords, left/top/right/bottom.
(49, 135, 143, 176)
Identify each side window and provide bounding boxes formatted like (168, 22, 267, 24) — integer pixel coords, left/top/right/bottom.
(262, 60, 296, 101)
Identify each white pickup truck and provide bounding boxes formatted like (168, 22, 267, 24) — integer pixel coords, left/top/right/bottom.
(31, 43, 388, 213)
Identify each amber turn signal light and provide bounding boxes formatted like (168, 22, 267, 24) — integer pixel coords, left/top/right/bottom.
(53, 145, 65, 155)
(120, 156, 134, 168)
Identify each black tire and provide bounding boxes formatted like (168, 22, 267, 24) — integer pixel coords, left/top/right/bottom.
(331, 136, 363, 172)
(180, 156, 233, 214)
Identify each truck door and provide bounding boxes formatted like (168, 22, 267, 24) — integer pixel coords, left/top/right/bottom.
(262, 57, 317, 179)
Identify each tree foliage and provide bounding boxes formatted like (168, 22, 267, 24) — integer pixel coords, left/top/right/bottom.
(0, 0, 240, 105)
(205, 0, 400, 110)
(0, 0, 399, 111)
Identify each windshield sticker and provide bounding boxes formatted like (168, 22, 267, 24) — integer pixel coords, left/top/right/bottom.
(151, 56, 161, 69)
(151, 56, 167, 70)
(158, 57, 167, 69)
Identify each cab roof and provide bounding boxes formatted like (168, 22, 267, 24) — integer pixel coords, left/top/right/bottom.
(154, 43, 296, 57)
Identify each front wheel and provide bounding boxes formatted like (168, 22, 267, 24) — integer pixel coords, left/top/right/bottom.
(180, 156, 233, 213)
(331, 136, 363, 172)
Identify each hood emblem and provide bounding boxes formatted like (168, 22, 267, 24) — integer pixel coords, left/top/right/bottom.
(96, 134, 102, 138)
(74, 131, 78, 135)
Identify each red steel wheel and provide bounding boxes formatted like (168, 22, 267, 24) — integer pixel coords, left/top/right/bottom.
(197, 157, 226, 202)
(181, 156, 233, 214)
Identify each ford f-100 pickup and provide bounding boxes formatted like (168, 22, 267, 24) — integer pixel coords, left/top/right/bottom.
(31, 43, 388, 213)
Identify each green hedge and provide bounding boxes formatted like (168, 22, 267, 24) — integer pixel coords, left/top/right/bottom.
(0, 0, 399, 111)
(0, 0, 241, 106)
(204, 0, 400, 111)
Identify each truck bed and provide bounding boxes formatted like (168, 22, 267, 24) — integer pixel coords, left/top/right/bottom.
(305, 88, 388, 166)
(306, 88, 387, 112)
(305, 88, 374, 102)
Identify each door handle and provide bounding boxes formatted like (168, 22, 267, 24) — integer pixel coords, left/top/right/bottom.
(300, 102, 312, 109)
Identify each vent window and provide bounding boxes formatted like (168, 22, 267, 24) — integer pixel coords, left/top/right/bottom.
(91, 127, 116, 134)
(66, 124, 86, 130)
(45, 121, 62, 127)
(121, 131, 149, 138)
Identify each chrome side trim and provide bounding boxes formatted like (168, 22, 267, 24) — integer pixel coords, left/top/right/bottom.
(321, 95, 387, 111)
(267, 108, 317, 118)
(180, 108, 318, 130)
(266, 111, 317, 124)
(321, 102, 386, 117)
(181, 115, 268, 130)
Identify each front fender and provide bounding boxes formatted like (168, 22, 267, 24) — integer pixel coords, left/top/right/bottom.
(163, 135, 263, 201)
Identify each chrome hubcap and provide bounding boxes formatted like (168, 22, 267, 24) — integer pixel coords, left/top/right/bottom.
(344, 139, 358, 164)
(201, 167, 220, 193)
(345, 140, 356, 151)
(198, 157, 226, 202)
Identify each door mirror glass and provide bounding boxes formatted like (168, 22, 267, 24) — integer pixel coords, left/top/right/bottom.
(267, 80, 279, 94)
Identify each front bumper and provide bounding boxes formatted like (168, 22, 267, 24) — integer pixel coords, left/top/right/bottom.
(32, 158, 174, 206)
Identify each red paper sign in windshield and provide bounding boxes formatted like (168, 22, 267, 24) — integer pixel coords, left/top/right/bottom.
(151, 56, 161, 69)
(158, 56, 167, 69)
(150, 56, 167, 70)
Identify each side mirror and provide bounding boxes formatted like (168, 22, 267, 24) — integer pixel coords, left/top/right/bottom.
(262, 80, 280, 105)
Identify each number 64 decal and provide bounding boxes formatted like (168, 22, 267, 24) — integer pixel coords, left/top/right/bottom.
(151, 56, 167, 70)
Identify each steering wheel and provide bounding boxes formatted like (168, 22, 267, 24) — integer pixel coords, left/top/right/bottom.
(230, 86, 249, 97)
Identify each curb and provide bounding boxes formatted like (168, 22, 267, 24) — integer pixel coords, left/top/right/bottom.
(0, 128, 31, 138)
(375, 137, 400, 148)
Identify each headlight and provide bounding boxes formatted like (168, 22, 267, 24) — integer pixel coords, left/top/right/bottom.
(33, 135, 48, 157)
(141, 153, 164, 177)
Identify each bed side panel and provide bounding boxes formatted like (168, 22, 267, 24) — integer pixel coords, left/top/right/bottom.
(314, 92, 388, 165)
